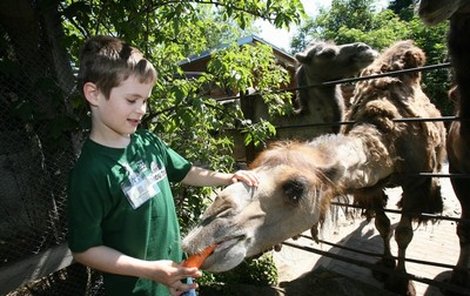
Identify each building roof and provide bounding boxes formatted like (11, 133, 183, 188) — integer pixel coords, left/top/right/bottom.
(178, 34, 295, 68)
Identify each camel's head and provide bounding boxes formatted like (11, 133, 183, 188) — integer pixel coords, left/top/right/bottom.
(294, 41, 378, 81)
(359, 40, 426, 87)
(182, 141, 340, 272)
(416, 0, 470, 25)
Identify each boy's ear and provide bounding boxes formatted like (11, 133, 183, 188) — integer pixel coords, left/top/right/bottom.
(83, 82, 99, 106)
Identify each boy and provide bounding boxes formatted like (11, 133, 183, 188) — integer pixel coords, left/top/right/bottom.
(67, 35, 258, 296)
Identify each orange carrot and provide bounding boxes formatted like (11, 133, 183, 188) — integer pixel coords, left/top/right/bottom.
(182, 244, 217, 268)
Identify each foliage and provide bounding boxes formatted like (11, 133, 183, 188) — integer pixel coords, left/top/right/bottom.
(291, 0, 408, 51)
(241, 118, 278, 147)
(199, 252, 279, 288)
(332, 10, 410, 49)
(388, 0, 415, 21)
(406, 17, 452, 114)
(291, 0, 378, 53)
(208, 42, 293, 115)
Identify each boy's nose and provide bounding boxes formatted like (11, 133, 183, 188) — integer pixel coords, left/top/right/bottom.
(136, 102, 147, 114)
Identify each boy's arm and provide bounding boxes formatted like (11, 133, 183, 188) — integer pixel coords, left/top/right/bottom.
(72, 246, 201, 292)
(181, 166, 258, 187)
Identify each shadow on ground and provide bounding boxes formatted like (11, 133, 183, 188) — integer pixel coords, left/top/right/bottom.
(199, 266, 398, 296)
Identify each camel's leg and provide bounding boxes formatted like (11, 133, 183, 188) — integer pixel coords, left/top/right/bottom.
(375, 207, 393, 259)
(384, 214, 416, 296)
(382, 176, 441, 296)
(450, 174, 470, 295)
(395, 215, 413, 272)
(366, 190, 396, 281)
(372, 205, 395, 281)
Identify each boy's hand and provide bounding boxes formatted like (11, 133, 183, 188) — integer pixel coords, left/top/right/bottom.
(147, 260, 201, 295)
(230, 170, 259, 187)
(169, 279, 198, 296)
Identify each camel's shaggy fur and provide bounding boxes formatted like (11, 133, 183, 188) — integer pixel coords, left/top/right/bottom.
(345, 40, 446, 213)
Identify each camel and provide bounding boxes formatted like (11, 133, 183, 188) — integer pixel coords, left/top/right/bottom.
(417, 0, 470, 293)
(182, 40, 446, 295)
(292, 40, 378, 134)
(248, 41, 377, 141)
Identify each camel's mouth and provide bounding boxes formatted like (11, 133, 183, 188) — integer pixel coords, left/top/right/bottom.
(419, 11, 448, 26)
(354, 49, 378, 63)
(200, 234, 248, 272)
(215, 235, 245, 252)
(418, 4, 463, 26)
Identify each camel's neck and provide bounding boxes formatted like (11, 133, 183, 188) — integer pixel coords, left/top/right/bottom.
(308, 131, 393, 190)
(295, 66, 346, 134)
(306, 84, 344, 121)
(449, 14, 470, 119)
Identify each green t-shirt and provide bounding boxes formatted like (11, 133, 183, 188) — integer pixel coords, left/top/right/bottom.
(67, 129, 192, 296)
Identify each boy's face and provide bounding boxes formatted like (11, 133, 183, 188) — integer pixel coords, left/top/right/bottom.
(88, 75, 153, 143)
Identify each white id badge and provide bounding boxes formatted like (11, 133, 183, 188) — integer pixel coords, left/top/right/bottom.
(123, 178, 161, 209)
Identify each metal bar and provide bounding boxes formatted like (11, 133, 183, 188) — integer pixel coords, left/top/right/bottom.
(274, 116, 460, 130)
(299, 234, 455, 269)
(214, 62, 452, 102)
(412, 172, 470, 178)
(330, 201, 467, 223)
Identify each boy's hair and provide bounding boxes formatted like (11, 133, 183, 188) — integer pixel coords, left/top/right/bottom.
(77, 35, 157, 99)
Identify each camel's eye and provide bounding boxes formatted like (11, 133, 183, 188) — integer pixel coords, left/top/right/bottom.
(201, 207, 232, 226)
(282, 177, 307, 204)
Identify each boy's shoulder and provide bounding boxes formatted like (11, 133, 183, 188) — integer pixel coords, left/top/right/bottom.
(70, 138, 121, 180)
(134, 129, 165, 147)
(71, 130, 166, 176)
(70, 144, 106, 180)
(135, 128, 157, 140)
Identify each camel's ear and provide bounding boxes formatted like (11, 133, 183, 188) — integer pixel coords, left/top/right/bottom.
(318, 163, 345, 183)
(403, 47, 426, 68)
(282, 176, 308, 204)
(448, 85, 459, 104)
(295, 52, 309, 64)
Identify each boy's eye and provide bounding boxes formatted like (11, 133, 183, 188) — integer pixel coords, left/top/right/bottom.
(125, 98, 147, 104)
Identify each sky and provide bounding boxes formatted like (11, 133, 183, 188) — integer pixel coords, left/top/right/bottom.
(256, 0, 390, 52)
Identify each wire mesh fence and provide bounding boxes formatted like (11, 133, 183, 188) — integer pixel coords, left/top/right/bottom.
(0, 30, 104, 295)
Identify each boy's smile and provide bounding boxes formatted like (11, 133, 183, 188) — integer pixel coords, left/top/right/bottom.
(86, 75, 154, 148)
